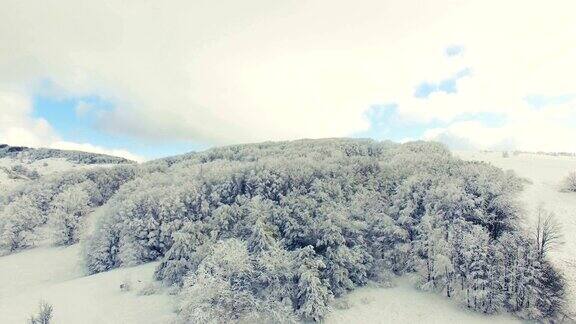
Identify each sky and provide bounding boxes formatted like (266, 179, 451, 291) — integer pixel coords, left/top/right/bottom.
(1, 0, 575, 162)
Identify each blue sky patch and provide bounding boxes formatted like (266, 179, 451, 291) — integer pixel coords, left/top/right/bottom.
(355, 104, 443, 141)
(524, 94, 575, 109)
(33, 95, 207, 160)
(356, 105, 507, 144)
(414, 68, 471, 98)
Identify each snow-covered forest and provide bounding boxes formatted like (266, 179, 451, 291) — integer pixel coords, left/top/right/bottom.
(0, 139, 570, 323)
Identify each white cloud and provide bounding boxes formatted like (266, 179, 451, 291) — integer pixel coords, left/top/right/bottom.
(0, 90, 58, 147)
(0, 0, 575, 151)
(424, 102, 576, 152)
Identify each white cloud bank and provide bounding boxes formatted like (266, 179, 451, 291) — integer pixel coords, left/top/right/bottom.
(0, 0, 575, 152)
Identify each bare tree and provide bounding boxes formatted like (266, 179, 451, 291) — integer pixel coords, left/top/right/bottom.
(535, 205, 564, 260)
(28, 301, 53, 324)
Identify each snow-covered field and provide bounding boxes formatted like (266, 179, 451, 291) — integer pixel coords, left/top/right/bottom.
(0, 150, 574, 323)
(327, 278, 519, 324)
(455, 151, 576, 315)
(0, 245, 175, 324)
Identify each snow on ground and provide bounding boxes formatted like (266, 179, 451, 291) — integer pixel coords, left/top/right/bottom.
(327, 278, 519, 324)
(1, 243, 517, 324)
(0, 156, 83, 176)
(0, 156, 123, 178)
(455, 151, 576, 315)
(0, 245, 175, 324)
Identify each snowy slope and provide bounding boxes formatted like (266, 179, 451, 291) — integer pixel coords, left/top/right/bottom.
(327, 278, 519, 324)
(1, 157, 78, 201)
(0, 144, 134, 200)
(0, 157, 116, 201)
(0, 245, 175, 324)
(455, 151, 576, 316)
(0, 145, 167, 323)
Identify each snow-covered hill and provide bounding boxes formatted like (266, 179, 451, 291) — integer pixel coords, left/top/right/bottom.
(0, 144, 134, 199)
(0, 141, 573, 323)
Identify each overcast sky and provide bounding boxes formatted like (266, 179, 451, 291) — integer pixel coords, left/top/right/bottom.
(1, 0, 575, 161)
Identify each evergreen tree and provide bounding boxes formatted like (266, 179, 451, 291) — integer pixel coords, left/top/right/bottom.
(155, 222, 209, 285)
(247, 218, 278, 253)
(294, 246, 332, 321)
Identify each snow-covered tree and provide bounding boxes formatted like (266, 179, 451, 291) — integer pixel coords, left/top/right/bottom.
(76, 139, 566, 321)
(177, 239, 296, 323)
(294, 246, 332, 321)
(247, 218, 278, 253)
(49, 184, 91, 245)
(155, 222, 210, 285)
(0, 195, 44, 253)
(482, 243, 505, 314)
(462, 226, 490, 311)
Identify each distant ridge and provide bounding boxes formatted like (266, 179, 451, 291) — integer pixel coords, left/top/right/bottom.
(0, 144, 135, 165)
